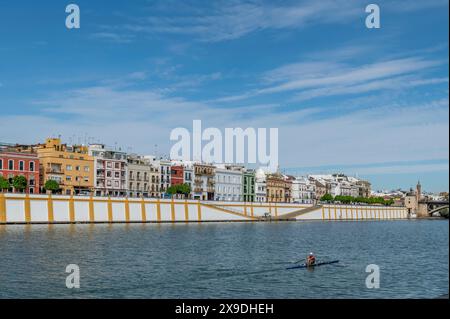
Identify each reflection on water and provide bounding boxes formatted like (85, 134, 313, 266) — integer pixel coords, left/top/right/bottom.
(0, 220, 448, 299)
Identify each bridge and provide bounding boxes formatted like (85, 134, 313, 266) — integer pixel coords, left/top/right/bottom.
(419, 200, 449, 218)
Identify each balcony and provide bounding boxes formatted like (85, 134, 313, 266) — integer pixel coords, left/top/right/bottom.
(46, 168, 64, 174)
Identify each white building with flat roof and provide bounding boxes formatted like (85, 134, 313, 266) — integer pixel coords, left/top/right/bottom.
(214, 164, 243, 202)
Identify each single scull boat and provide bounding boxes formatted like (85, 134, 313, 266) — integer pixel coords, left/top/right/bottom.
(286, 260, 339, 270)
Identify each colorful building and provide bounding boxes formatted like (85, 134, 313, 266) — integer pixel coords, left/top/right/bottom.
(242, 169, 255, 202)
(0, 144, 40, 194)
(127, 155, 154, 198)
(170, 165, 184, 186)
(193, 163, 215, 200)
(266, 172, 286, 202)
(36, 138, 94, 195)
(88, 144, 127, 197)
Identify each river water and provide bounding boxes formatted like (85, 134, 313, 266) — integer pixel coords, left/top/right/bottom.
(0, 220, 448, 299)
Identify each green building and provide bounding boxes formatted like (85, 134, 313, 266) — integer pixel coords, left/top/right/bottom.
(242, 169, 255, 202)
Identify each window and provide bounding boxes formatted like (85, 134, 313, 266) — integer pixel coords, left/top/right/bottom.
(115, 181, 119, 188)
(75, 166, 80, 171)
(29, 188, 34, 194)
(8, 160, 14, 170)
(115, 163, 120, 169)
(66, 165, 72, 171)
(84, 177, 89, 182)
(0, 160, 2, 170)
(115, 172, 120, 178)
(106, 171, 112, 177)
(66, 176, 72, 181)
(84, 166, 89, 172)
(29, 161, 35, 172)
(106, 162, 112, 168)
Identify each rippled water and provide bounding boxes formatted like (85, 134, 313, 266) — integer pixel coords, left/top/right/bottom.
(0, 220, 448, 299)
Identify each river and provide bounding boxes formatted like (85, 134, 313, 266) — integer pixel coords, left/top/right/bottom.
(0, 220, 448, 298)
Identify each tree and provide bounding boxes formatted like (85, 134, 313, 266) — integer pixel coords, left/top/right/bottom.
(178, 183, 191, 197)
(44, 180, 60, 194)
(167, 184, 191, 198)
(0, 176, 10, 192)
(320, 194, 334, 202)
(12, 175, 27, 193)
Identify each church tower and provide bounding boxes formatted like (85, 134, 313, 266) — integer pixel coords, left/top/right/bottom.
(416, 180, 422, 203)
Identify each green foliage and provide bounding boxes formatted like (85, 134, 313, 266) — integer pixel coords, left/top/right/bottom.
(325, 194, 394, 206)
(167, 183, 191, 197)
(320, 193, 334, 202)
(44, 180, 60, 193)
(0, 176, 10, 191)
(12, 175, 27, 191)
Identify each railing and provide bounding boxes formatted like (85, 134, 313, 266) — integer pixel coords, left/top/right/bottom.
(45, 168, 64, 174)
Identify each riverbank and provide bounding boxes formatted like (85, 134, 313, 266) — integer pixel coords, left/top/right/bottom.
(0, 193, 409, 224)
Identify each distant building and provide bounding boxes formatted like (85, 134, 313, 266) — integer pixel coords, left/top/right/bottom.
(127, 155, 154, 198)
(171, 165, 184, 186)
(37, 138, 94, 195)
(214, 165, 243, 202)
(242, 169, 255, 202)
(88, 144, 127, 197)
(193, 163, 215, 200)
(266, 172, 285, 202)
(254, 168, 267, 203)
(0, 144, 40, 194)
(291, 176, 315, 204)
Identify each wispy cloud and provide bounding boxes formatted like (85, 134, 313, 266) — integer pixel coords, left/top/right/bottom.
(90, 32, 135, 43)
(213, 55, 446, 103)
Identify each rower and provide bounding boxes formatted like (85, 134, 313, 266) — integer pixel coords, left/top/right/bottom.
(306, 252, 316, 266)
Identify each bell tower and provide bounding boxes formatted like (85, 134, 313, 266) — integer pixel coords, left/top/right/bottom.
(416, 180, 422, 203)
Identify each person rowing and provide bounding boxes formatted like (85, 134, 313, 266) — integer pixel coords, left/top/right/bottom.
(306, 252, 316, 266)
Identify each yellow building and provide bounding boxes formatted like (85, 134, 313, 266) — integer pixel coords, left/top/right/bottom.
(266, 172, 286, 203)
(36, 138, 94, 195)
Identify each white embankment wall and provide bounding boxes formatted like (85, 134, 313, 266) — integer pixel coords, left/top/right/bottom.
(0, 193, 409, 224)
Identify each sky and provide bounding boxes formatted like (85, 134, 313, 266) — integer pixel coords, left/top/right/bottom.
(0, 0, 448, 192)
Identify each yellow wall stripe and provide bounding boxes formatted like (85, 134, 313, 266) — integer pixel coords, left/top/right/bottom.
(89, 196, 95, 222)
(47, 194, 54, 223)
(68, 195, 75, 223)
(184, 200, 189, 222)
(197, 200, 202, 222)
(171, 198, 175, 221)
(0, 193, 6, 223)
(107, 197, 113, 223)
(141, 197, 147, 222)
(321, 206, 325, 220)
(125, 197, 130, 223)
(24, 194, 31, 223)
(156, 198, 161, 222)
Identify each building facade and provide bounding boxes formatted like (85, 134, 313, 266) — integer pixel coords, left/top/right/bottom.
(291, 176, 316, 204)
(266, 172, 285, 202)
(254, 169, 267, 202)
(214, 165, 243, 202)
(127, 155, 152, 198)
(88, 144, 127, 197)
(36, 138, 94, 195)
(0, 145, 40, 194)
(242, 169, 255, 202)
(192, 163, 215, 200)
(171, 166, 184, 186)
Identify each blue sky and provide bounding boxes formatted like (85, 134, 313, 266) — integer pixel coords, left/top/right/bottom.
(0, 0, 448, 192)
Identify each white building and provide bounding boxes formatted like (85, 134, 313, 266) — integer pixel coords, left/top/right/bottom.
(89, 144, 127, 197)
(254, 168, 267, 203)
(291, 176, 316, 204)
(146, 156, 172, 198)
(214, 165, 243, 201)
